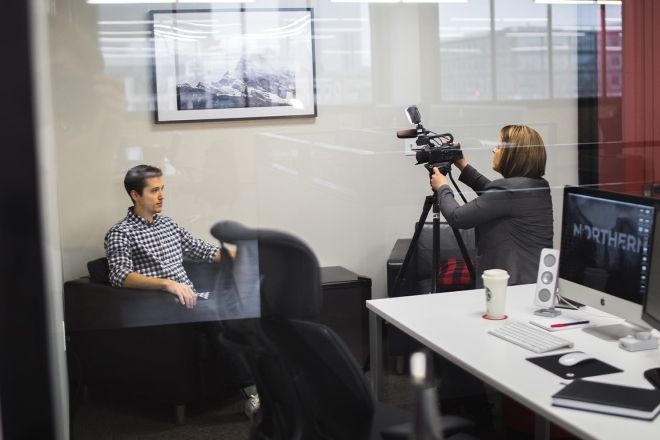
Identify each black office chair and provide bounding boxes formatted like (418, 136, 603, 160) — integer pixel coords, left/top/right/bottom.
(210, 220, 474, 440)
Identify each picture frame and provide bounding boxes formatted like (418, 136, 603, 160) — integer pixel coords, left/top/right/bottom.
(151, 8, 317, 123)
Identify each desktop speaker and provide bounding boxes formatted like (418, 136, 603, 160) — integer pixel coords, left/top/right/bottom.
(534, 248, 560, 311)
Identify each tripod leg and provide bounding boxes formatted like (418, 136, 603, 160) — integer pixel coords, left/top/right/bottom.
(392, 195, 435, 297)
(431, 197, 440, 293)
(446, 170, 476, 288)
(449, 226, 476, 289)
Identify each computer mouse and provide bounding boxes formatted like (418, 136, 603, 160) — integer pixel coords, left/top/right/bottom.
(558, 351, 595, 367)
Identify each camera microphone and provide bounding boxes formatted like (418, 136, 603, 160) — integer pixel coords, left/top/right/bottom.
(396, 129, 419, 139)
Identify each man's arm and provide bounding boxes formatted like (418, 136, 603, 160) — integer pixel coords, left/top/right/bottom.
(180, 225, 236, 264)
(179, 226, 220, 263)
(123, 272, 197, 309)
(105, 228, 135, 288)
(105, 227, 197, 308)
(211, 246, 237, 263)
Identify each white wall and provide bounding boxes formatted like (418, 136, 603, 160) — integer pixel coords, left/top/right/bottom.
(50, 0, 578, 299)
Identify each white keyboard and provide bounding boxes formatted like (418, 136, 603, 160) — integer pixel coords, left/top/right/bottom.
(488, 321, 574, 353)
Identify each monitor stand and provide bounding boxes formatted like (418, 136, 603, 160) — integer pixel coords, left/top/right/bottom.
(534, 306, 561, 318)
(582, 321, 649, 341)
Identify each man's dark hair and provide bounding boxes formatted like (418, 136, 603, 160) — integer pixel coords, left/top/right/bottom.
(123, 165, 163, 202)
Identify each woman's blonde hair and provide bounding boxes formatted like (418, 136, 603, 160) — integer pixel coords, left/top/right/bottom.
(496, 125, 546, 179)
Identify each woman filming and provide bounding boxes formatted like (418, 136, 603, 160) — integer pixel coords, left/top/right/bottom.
(431, 124, 553, 287)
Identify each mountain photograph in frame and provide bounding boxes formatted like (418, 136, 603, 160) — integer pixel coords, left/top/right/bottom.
(151, 8, 316, 122)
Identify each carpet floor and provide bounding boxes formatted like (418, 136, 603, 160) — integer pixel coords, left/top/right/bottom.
(71, 366, 577, 440)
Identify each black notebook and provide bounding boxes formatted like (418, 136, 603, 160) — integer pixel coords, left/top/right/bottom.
(552, 379, 660, 420)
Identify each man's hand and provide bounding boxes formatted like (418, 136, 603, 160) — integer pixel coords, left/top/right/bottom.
(213, 246, 237, 263)
(431, 167, 449, 191)
(163, 279, 197, 309)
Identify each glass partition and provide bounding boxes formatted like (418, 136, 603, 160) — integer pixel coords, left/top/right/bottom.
(31, 0, 658, 437)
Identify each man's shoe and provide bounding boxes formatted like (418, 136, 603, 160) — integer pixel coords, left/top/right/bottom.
(244, 393, 260, 418)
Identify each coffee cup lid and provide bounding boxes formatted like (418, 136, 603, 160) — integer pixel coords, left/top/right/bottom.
(482, 269, 509, 278)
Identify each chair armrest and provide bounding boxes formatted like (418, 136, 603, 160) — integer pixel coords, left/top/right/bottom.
(64, 278, 220, 332)
(388, 238, 411, 266)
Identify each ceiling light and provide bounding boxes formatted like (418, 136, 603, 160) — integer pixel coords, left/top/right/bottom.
(88, 0, 254, 4)
(534, 0, 621, 5)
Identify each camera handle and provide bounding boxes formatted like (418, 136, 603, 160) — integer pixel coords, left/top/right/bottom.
(391, 172, 475, 296)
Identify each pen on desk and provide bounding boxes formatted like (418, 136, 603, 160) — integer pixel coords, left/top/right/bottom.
(550, 321, 590, 328)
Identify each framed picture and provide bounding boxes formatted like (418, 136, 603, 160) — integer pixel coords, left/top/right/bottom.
(151, 8, 316, 123)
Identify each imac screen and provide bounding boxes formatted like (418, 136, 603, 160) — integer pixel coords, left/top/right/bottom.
(643, 275, 660, 330)
(559, 188, 655, 305)
(641, 199, 660, 389)
(642, 219, 660, 330)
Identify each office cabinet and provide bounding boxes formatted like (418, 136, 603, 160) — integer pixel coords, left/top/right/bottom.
(319, 266, 371, 366)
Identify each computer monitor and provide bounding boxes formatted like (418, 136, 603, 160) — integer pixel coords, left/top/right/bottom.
(642, 220, 660, 331)
(557, 185, 658, 340)
(642, 227, 660, 388)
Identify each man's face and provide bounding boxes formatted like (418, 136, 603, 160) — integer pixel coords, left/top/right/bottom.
(132, 176, 164, 217)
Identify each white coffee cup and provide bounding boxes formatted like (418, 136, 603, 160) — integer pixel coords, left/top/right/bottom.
(482, 269, 510, 320)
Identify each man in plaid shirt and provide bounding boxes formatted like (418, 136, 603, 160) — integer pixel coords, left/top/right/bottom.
(105, 165, 259, 416)
(105, 164, 227, 309)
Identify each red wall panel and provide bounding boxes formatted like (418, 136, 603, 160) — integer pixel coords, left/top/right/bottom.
(619, 0, 660, 194)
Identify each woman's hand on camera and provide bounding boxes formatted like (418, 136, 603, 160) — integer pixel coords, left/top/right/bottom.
(431, 167, 449, 191)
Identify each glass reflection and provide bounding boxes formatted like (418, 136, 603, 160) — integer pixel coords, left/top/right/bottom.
(437, 0, 621, 102)
(438, 0, 492, 101)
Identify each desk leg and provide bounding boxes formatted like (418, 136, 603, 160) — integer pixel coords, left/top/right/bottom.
(534, 413, 550, 440)
(369, 311, 383, 399)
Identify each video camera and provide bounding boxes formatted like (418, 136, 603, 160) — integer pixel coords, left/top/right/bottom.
(396, 105, 462, 175)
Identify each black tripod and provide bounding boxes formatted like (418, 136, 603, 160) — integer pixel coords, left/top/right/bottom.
(392, 171, 475, 295)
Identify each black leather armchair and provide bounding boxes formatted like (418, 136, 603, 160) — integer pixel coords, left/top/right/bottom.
(210, 220, 474, 440)
(386, 222, 476, 364)
(387, 222, 476, 297)
(64, 259, 239, 424)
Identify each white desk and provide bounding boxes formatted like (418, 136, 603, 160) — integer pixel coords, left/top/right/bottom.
(367, 284, 660, 440)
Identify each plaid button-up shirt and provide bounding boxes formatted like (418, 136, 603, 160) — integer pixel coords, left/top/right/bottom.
(104, 208, 218, 288)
